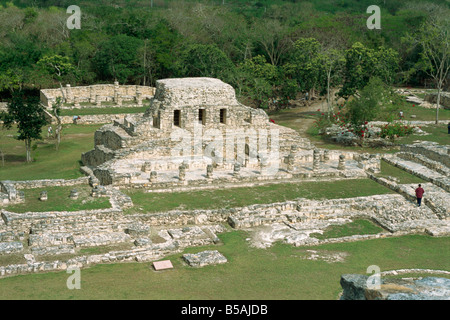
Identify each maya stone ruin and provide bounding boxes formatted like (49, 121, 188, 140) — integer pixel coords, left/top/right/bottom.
(0, 77, 449, 298)
(81, 77, 373, 189)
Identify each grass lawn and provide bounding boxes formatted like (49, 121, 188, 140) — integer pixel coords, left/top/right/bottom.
(396, 123, 449, 145)
(270, 103, 449, 153)
(0, 231, 447, 300)
(124, 179, 394, 214)
(376, 102, 450, 122)
(0, 124, 101, 181)
(310, 219, 384, 240)
(4, 185, 111, 213)
(377, 160, 426, 184)
(59, 106, 147, 116)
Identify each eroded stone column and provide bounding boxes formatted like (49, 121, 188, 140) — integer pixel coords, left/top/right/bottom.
(74, 96, 80, 108)
(89, 86, 95, 104)
(233, 162, 241, 177)
(141, 162, 151, 173)
(114, 81, 119, 103)
(65, 84, 73, 104)
(313, 149, 320, 172)
(286, 154, 295, 171)
(206, 164, 213, 178)
(324, 149, 330, 162)
(95, 95, 102, 107)
(116, 95, 123, 106)
(136, 86, 143, 106)
(69, 189, 79, 200)
(39, 191, 48, 201)
(338, 154, 346, 170)
(150, 171, 157, 183)
(179, 164, 186, 181)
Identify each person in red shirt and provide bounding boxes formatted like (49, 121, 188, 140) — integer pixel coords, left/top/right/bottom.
(415, 184, 425, 207)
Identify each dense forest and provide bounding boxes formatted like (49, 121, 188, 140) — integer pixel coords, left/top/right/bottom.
(0, 0, 449, 108)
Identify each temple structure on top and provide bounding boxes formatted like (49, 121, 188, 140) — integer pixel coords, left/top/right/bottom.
(81, 77, 355, 187)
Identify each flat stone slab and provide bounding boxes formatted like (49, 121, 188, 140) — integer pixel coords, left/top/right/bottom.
(153, 260, 173, 271)
(182, 250, 227, 268)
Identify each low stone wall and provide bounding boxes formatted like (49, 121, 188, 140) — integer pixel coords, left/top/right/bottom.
(12, 177, 89, 189)
(425, 92, 450, 109)
(57, 113, 144, 125)
(0, 240, 180, 278)
(400, 143, 449, 168)
(382, 155, 449, 192)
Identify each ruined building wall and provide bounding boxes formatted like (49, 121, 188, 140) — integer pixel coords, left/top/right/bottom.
(40, 83, 156, 108)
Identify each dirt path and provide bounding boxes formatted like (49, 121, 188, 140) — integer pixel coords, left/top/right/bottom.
(293, 99, 327, 137)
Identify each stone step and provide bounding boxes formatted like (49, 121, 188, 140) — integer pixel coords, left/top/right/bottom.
(396, 152, 450, 176)
(383, 156, 449, 192)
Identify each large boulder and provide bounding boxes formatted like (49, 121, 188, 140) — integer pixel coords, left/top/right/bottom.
(340, 274, 450, 300)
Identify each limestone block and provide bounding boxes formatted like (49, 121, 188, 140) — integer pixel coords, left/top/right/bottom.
(182, 250, 227, 268)
(0, 242, 23, 255)
(39, 191, 48, 201)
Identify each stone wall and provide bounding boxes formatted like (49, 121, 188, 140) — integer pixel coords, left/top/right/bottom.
(40, 83, 155, 108)
(12, 177, 89, 189)
(424, 92, 450, 109)
(400, 142, 450, 168)
(55, 113, 145, 125)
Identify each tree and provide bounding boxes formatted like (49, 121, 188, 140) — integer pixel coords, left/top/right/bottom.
(283, 38, 326, 103)
(321, 46, 344, 117)
(237, 55, 278, 109)
(339, 42, 399, 98)
(37, 55, 75, 99)
(92, 35, 143, 84)
(52, 96, 63, 150)
(347, 77, 391, 140)
(0, 69, 22, 92)
(179, 43, 235, 82)
(1, 92, 48, 162)
(405, 9, 450, 124)
(251, 18, 291, 66)
(137, 38, 157, 86)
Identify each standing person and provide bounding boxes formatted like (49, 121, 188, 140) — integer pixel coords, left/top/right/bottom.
(47, 126, 53, 138)
(415, 184, 425, 207)
(399, 110, 404, 120)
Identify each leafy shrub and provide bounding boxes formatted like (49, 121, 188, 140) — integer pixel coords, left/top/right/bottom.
(380, 122, 416, 140)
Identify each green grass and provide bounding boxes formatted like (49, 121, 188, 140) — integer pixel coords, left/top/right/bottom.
(305, 124, 400, 154)
(269, 102, 449, 154)
(0, 124, 101, 181)
(4, 185, 111, 213)
(376, 102, 450, 122)
(124, 179, 394, 214)
(0, 231, 447, 300)
(396, 123, 450, 145)
(59, 106, 147, 116)
(310, 219, 384, 240)
(377, 160, 426, 184)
